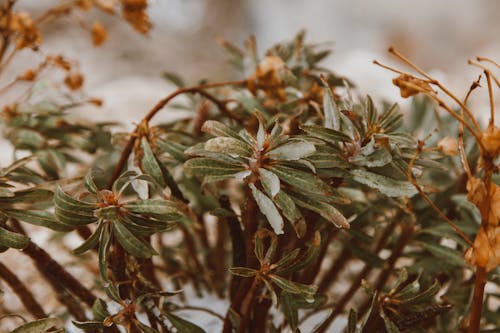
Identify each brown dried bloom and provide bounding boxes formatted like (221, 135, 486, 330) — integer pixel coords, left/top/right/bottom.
(93, 0, 119, 13)
(248, 55, 288, 101)
(437, 137, 458, 156)
(91, 21, 108, 46)
(467, 177, 500, 225)
(9, 12, 42, 49)
(392, 74, 433, 98)
(121, 0, 150, 34)
(18, 69, 37, 81)
(481, 126, 500, 156)
(465, 225, 500, 271)
(64, 72, 84, 90)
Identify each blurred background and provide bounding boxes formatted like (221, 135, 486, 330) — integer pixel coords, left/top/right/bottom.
(6, 0, 500, 126)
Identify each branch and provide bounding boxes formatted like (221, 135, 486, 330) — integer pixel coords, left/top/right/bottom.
(0, 262, 46, 319)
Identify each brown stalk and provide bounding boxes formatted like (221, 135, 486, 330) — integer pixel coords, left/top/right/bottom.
(107, 80, 246, 188)
(0, 262, 46, 319)
(358, 222, 414, 318)
(315, 219, 399, 330)
(317, 242, 351, 293)
(10, 220, 97, 307)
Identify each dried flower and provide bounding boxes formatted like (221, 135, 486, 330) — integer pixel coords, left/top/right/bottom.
(481, 126, 500, 156)
(9, 12, 42, 49)
(64, 72, 84, 90)
(466, 226, 500, 271)
(392, 74, 433, 98)
(437, 137, 458, 156)
(91, 21, 107, 46)
(121, 0, 150, 34)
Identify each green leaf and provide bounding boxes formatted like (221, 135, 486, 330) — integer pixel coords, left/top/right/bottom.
(184, 158, 245, 177)
(273, 191, 304, 231)
(250, 183, 284, 235)
(204, 137, 251, 157)
(159, 139, 188, 162)
(0, 226, 29, 249)
(346, 309, 357, 333)
(73, 222, 103, 255)
(269, 274, 317, 301)
(350, 169, 417, 197)
(4, 210, 71, 231)
(92, 298, 110, 321)
(98, 224, 112, 282)
(135, 321, 160, 333)
(418, 241, 464, 267)
(322, 84, 340, 131)
(72, 321, 104, 330)
(380, 309, 401, 333)
(11, 318, 61, 333)
(259, 168, 280, 198)
(113, 222, 158, 257)
(270, 165, 331, 196)
(201, 120, 241, 139)
(124, 199, 180, 217)
(54, 187, 96, 216)
(289, 192, 349, 228)
(404, 280, 440, 304)
(84, 169, 100, 194)
(164, 312, 206, 333)
(281, 292, 299, 332)
(141, 137, 167, 187)
(229, 267, 257, 277)
(267, 141, 316, 161)
(301, 125, 352, 144)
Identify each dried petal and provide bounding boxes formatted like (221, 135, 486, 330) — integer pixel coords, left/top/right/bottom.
(392, 74, 433, 98)
(437, 137, 458, 156)
(91, 21, 107, 46)
(64, 72, 84, 90)
(481, 126, 500, 156)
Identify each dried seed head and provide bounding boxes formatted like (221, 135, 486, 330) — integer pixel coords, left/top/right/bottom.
(392, 74, 433, 98)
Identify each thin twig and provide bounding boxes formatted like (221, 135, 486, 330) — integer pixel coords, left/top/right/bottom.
(408, 145, 473, 246)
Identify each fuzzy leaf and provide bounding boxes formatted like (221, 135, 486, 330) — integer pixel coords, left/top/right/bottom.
(205, 137, 251, 157)
(301, 125, 352, 144)
(419, 241, 464, 267)
(267, 141, 316, 161)
(250, 184, 284, 235)
(11, 318, 61, 333)
(270, 165, 331, 196)
(350, 169, 417, 197)
(184, 158, 245, 177)
(140, 137, 167, 187)
(164, 313, 206, 333)
(259, 168, 280, 198)
(113, 222, 158, 257)
(0, 226, 29, 249)
(5, 210, 71, 231)
(323, 85, 340, 131)
(229, 267, 257, 277)
(289, 192, 349, 228)
(201, 120, 241, 139)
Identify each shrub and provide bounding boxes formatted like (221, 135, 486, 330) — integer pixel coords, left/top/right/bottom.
(0, 2, 499, 332)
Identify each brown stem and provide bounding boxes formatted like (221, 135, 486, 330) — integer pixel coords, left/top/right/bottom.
(107, 80, 246, 188)
(468, 266, 486, 333)
(315, 220, 398, 332)
(10, 220, 96, 307)
(237, 277, 261, 333)
(317, 244, 351, 293)
(299, 228, 337, 284)
(0, 262, 46, 319)
(358, 223, 414, 318)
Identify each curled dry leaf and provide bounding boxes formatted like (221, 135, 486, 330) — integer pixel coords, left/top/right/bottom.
(437, 137, 458, 156)
(467, 177, 500, 225)
(248, 55, 288, 100)
(465, 225, 500, 271)
(481, 126, 500, 156)
(392, 74, 433, 98)
(91, 21, 108, 46)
